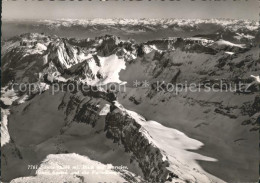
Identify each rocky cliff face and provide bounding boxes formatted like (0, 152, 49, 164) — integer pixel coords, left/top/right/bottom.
(105, 104, 172, 183)
(59, 91, 175, 182)
(55, 90, 180, 182)
(58, 89, 111, 127)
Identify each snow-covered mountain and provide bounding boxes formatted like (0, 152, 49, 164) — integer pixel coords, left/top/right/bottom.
(2, 18, 259, 43)
(10, 153, 144, 183)
(1, 19, 259, 183)
(26, 18, 260, 32)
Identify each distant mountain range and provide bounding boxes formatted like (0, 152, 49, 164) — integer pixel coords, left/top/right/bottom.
(4, 18, 259, 30)
(2, 18, 259, 43)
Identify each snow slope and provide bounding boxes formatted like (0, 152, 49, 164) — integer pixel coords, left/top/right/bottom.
(81, 54, 126, 85)
(11, 153, 142, 183)
(114, 101, 224, 183)
(1, 109, 11, 147)
(210, 39, 246, 49)
(1, 87, 26, 147)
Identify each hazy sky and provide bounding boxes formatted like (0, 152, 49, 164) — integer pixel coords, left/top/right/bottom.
(2, 0, 259, 20)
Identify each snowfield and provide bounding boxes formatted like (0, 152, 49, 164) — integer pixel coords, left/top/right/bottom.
(97, 55, 126, 85)
(210, 39, 246, 49)
(114, 101, 224, 183)
(1, 109, 11, 147)
(1, 87, 20, 147)
(81, 54, 126, 85)
(10, 153, 141, 183)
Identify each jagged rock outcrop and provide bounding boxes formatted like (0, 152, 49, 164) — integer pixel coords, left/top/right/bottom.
(105, 104, 176, 183)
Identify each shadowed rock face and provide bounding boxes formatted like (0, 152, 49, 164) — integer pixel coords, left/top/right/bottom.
(60, 91, 176, 182)
(105, 105, 172, 183)
(2, 89, 144, 182)
(2, 87, 178, 182)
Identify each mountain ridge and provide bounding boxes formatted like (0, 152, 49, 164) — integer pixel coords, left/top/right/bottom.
(1, 29, 259, 182)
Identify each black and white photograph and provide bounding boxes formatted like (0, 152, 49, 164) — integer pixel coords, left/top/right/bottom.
(1, 0, 259, 183)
